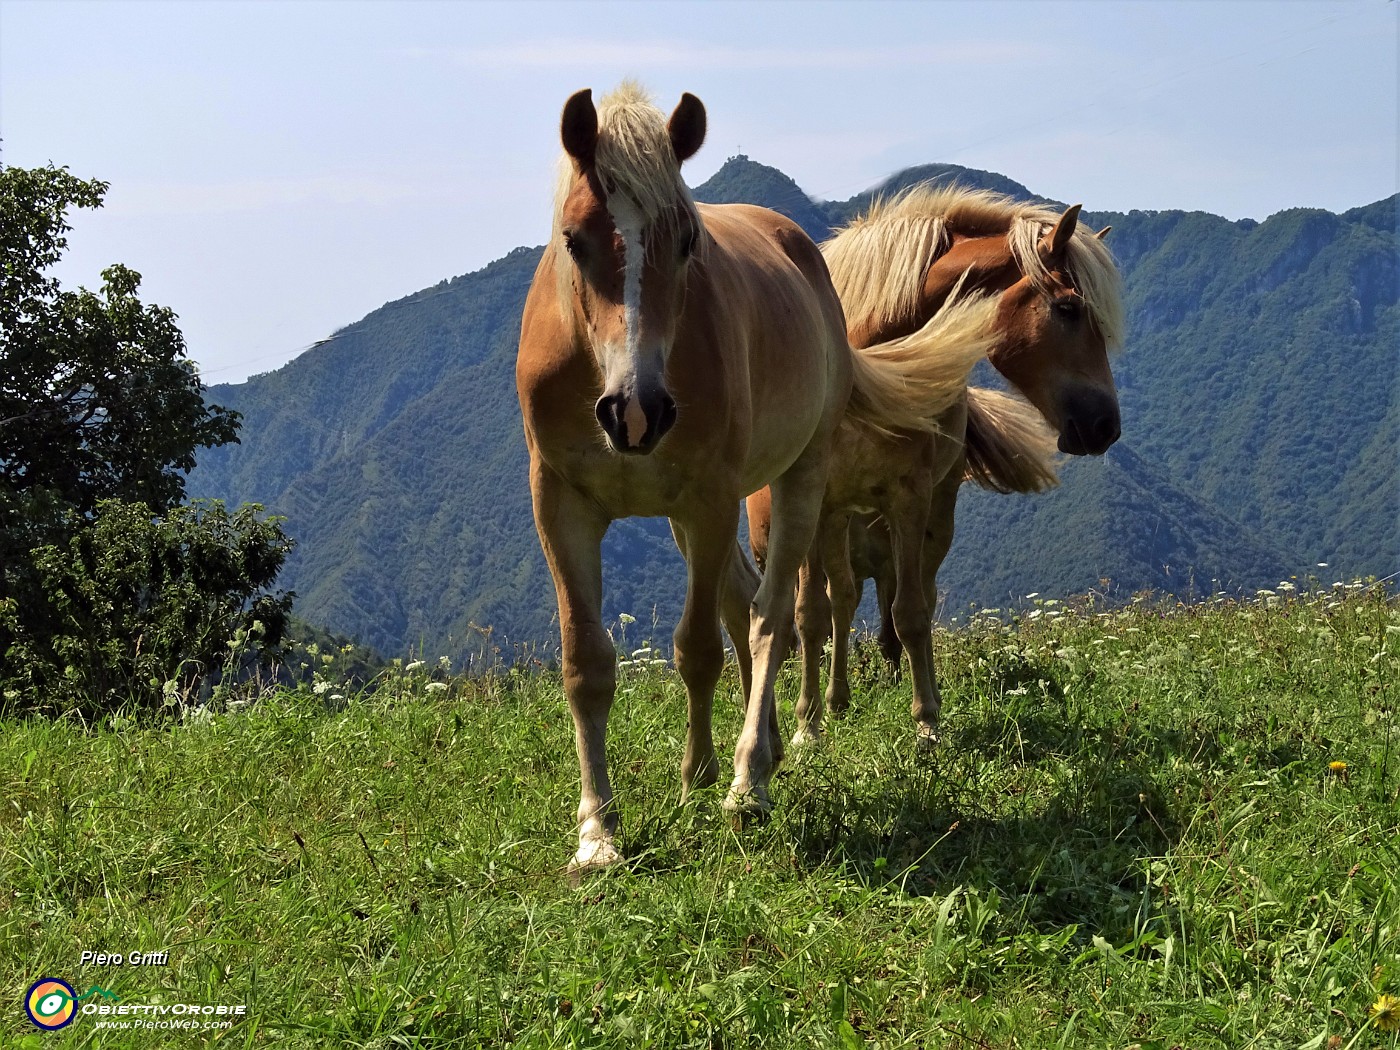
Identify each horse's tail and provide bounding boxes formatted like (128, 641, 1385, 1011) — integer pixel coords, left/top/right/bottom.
(962, 387, 1060, 493)
(845, 294, 999, 436)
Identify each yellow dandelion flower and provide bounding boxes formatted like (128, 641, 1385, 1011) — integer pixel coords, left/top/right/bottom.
(1371, 993, 1400, 1032)
(1329, 761, 1348, 775)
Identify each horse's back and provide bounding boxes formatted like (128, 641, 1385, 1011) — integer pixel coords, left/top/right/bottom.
(698, 203, 847, 336)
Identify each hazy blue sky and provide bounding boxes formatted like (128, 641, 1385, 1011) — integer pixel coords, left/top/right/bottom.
(2, 0, 1395, 383)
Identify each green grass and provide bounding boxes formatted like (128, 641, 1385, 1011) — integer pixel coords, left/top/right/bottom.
(2, 582, 1399, 1048)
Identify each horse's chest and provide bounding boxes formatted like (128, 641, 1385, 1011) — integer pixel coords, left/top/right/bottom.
(550, 444, 695, 517)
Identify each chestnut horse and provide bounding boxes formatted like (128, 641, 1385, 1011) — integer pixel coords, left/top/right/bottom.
(517, 86, 1000, 871)
(748, 185, 1124, 747)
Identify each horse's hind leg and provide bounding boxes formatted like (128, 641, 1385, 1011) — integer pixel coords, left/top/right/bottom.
(671, 506, 741, 796)
(719, 540, 757, 706)
(855, 517, 903, 675)
(529, 463, 619, 873)
(875, 561, 902, 674)
(885, 487, 941, 751)
(729, 446, 829, 817)
(792, 532, 831, 746)
(823, 514, 859, 718)
(917, 470, 960, 716)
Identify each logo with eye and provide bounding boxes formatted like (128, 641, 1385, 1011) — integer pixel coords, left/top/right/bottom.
(25, 978, 78, 1030)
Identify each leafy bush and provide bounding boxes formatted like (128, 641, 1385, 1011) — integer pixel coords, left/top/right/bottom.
(0, 165, 295, 717)
(1, 499, 293, 718)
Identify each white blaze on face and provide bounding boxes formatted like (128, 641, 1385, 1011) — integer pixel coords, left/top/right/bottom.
(605, 190, 649, 448)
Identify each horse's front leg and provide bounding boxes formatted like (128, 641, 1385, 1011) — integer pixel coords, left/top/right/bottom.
(670, 504, 740, 796)
(529, 461, 618, 873)
(718, 540, 785, 763)
(729, 446, 828, 817)
(675, 525, 758, 710)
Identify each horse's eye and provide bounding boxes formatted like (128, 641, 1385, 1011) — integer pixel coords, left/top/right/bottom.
(563, 230, 585, 262)
(1053, 298, 1082, 320)
(679, 229, 700, 261)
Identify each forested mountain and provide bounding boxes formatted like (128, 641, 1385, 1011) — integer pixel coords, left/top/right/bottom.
(190, 157, 1398, 662)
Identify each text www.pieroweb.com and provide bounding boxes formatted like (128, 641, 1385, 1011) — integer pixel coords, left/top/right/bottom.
(92, 1017, 235, 1031)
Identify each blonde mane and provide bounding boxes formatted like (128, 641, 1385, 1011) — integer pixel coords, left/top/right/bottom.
(822, 184, 1125, 349)
(550, 81, 702, 307)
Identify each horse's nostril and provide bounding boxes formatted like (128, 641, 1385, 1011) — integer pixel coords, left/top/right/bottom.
(595, 390, 676, 452)
(595, 394, 627, 445)
(657, 394, 678, 434)
(1095, 414, 1121, 448)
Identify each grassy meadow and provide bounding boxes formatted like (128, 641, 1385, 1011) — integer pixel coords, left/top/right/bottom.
(3, 581, 1399, 1048)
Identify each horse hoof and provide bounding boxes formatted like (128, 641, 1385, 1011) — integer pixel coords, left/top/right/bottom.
(723, 785, 772, 828)
(567, 838, 624, 881)
(790, 726, 822, 749)
(915, 727, 940, 755)
(682, 757, 721, 795)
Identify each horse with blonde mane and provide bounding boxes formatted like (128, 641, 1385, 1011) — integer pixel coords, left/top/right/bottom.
(748, 184, 1125, 747)
(517, 85, 1001, 871)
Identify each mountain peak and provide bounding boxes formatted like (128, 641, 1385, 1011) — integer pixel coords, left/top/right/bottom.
(692, 156, 832, 241)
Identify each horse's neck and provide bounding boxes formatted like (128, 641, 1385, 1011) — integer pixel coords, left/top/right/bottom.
(850, 235, 1019, 349)
(922, 235, 1021, 312)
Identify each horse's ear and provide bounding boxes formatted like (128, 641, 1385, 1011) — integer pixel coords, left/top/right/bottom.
(1095, 225, 1112, 241)
(668, 93, 706, 164)
(561, 88, 598, 166)
(1038, 203, 1082, 264)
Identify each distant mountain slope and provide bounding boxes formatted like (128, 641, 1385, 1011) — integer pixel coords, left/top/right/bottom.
(938, 444, 1300, 614)
(196, 246, 543, 507)
(1092, 203, 1399, 572)
(189, 157, 1398, 661)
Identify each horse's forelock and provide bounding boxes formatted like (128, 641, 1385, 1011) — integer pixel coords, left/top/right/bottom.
(1008, 217, 1126, 350)
(549, 83, 703, 324)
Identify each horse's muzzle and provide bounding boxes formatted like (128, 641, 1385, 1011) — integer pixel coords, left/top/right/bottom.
(595, 389, 678, 455)
(1057, 389, 1121, 456)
